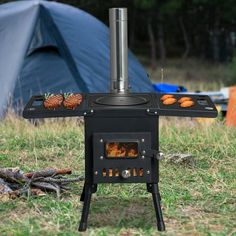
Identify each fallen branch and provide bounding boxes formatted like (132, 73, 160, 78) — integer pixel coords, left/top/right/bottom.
(0, 168, 28, 183)
(0, 178, 13, 194)
(42, 177, 84, 183)
(24, 168, 72, 178)
(0, 167, 83, 200)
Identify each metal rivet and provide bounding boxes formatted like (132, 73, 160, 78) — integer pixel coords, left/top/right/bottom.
(147, 109, 150, 112)
(159, 152, 164, 159)
(100, 156, 104, 160)
(154, 111, 157, 115)
(141, 155, 145, 159)
(142, 150, 146, 154)
(94, 171, 98, 175)
(141, 139, 145, 142)
(91, 109, 94, 113)
(83, 112, 87, 115)
(100, 139, 103, 143)
(147, 170, 150, 174)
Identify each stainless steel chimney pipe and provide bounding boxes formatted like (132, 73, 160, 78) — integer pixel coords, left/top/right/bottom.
(109, 8, 128, 93)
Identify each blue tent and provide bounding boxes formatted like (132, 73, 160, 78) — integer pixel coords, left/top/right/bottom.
(0, 0, 153, 117)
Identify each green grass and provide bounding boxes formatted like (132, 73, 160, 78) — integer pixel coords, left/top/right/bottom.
(0, 115, 235, 236)
(145, 58, 229, 92)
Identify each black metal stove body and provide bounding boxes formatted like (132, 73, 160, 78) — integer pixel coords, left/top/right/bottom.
(80, 93, 165, 231)
(22, 7, 218, 233)
(85, 94, 159, 185)
(76, 92, 217, 231)
(86, 116, 159, 183)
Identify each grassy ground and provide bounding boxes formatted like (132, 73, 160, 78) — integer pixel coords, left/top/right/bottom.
(0, 59, 235, 235)
(0, 115, 235, 236)
(145, 58, 229, 91)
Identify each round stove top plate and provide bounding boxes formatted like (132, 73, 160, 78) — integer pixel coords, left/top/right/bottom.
(94, 95, 149, 106)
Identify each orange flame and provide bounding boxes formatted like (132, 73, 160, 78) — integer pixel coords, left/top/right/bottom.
(106, 142, 138, 158)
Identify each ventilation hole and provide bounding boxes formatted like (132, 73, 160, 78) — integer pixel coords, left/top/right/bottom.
(115, 168, 119, 177)
(133, 168, 137, 177)
(109, 168, 113, 177)
(139, 168, 144, 177)
(102, 168, 106, 177)
(127, 168, 131, 176)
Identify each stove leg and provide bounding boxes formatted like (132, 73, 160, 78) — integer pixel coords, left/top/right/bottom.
(147, 183, 165, 231)
(80, 184, 85, 202)
(78, 183, 97, 232)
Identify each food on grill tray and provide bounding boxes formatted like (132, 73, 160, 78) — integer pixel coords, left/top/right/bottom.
(161, 94, 195, 108)
(162, 97, 177, 105)
(43, 93, 83, 110)
(161, 94, 174, 101)
(178, 97, 192, 103)
(63, 93, 83, 110)
(44, 94, 63, 110)
(180, 100, 195, 108)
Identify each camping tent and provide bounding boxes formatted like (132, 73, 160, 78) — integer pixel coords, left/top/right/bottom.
(0, 0, 153, 117)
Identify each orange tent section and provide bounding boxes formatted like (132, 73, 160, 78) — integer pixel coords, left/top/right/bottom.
(226, 86, 236, 126)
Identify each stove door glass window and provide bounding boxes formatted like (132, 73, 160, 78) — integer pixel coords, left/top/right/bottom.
(105, 142, 138, 158)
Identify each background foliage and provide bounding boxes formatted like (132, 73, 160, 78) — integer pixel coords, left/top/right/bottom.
(1, 0, 236, 84)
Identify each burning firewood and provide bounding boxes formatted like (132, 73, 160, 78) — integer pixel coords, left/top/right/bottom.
(0, 167, 84, 200)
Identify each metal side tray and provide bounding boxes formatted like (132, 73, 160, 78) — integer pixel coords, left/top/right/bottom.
(23, 94, 87, 119)
(153, 93, 218, 118)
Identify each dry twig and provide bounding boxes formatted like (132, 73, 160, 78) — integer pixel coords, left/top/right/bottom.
(0, 167, 83, 200)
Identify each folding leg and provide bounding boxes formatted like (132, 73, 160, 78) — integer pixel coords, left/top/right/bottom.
(78, 183, 97, 231)
(80, 184, 85, 202)
(147, 183, 165, 231)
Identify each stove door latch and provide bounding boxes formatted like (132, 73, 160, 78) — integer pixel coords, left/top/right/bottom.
(143, 150, 164, 160)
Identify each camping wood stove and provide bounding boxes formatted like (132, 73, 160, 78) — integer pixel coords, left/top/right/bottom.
(23, 8, 218, 232)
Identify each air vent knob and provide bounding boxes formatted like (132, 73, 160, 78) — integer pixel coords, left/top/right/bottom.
(121, 170, 131, 179)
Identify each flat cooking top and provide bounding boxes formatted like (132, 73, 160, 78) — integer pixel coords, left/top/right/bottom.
(88, 93, 154, 108)
(23, 93, 218, 119)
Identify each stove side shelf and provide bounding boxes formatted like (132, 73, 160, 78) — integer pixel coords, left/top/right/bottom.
(23, 95, 87, 119)
(152, 93, 218, 118)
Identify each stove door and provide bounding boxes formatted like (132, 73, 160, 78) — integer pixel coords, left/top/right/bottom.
(93, 132, 153, 183)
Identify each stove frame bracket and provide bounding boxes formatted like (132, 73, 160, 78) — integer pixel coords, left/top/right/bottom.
(83, 109, 95, 117)
(146, 108, 159, 116)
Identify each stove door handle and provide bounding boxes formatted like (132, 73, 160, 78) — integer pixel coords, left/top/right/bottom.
(143, 150, 164, 160)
